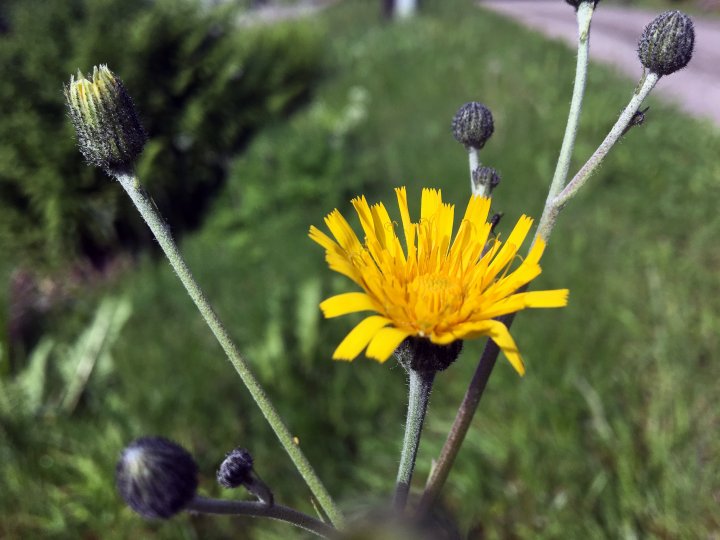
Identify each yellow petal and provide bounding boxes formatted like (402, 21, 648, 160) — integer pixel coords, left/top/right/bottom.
(332, 316, 391, 361)
(485, 215, 533, 282)
(395, 187, 416, 259)
(484, 320, 525, 376)
(519, 289, 569, 308)
(309, 225, 339, 252)
(320, 292, 378, 318)
(366, 327, 412, 362)
(420, 188, 442, 223)
(325, 210, 362, 252)
(461, 320, 526, 376)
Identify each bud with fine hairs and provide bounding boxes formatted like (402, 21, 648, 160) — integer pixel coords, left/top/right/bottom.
(472, 166, 501, 195)
(638, 11, 695, 76)
(217, 447, 274, 506)
(64, 65, 146, 174)
(451, 102, 494, 150)
(116, 437, 198, 519)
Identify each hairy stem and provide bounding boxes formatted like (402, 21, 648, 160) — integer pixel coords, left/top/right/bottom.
(394, 369, 435, 511)
(187, 496, 338, 538)
(468, 148, 482, 196)
(552, 72, 660, 210)
(115, 172, 344, 528)
(536, 1, 595, 239)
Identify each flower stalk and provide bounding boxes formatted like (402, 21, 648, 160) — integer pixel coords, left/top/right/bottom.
(187, 496, 338, 538)
(420, 18, 692, 504)
(540, 1, 595, 221)
(394, 368, 435, 511)
(114, 171, 344, 528)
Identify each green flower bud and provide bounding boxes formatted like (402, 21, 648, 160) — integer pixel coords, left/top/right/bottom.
(116, 437, 198, 519)
(471, 166, 501, 194)
(451, 102, 494, 150)
(638, 11, 694, 76)
(64, 65, 146, 174)
(395, 337, 463, 374)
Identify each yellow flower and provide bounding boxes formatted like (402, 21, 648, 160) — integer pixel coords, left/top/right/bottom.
(310, 187, 569, 375)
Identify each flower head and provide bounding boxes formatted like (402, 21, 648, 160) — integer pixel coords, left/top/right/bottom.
(638, 10, 694, 76)
(116, 436, 198, 519)
(310, 188, 568, 375)
(64, 65, 146, 174)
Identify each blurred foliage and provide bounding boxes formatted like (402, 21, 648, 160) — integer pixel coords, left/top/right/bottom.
(0, 0, 323, 271)
(2, 0, 720, 538)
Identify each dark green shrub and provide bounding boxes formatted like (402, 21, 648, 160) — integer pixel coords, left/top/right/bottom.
(0, 0, 324, 270)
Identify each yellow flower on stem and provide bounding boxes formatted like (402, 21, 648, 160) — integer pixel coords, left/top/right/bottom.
(309, 187, 569, 376)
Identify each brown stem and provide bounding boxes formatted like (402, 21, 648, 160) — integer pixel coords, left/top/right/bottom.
(418, 310, 519, 513)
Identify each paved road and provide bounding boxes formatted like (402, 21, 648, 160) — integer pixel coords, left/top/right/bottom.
(479, 0, 720, 127)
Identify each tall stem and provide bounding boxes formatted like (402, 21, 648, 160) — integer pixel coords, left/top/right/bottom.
(115, 172, 344, 528)
(417, 313, 513, 513)
(536, 2, 594, 238)
(419, 73, 660, 514)
(187, 496, 338, 538)
(394, 369, 435, 511)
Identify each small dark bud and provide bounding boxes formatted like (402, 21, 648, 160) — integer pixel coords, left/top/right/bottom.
(395, 337, 463, 374)
(565, 0, 599, 9)
(64, 65, 147, 174)
(638, 11, 694, 76)
(471, 166, 501, 194)
(116, 436, 198, 519)
(451, 102, 494, 149)
(217, 447, 274, 506)
(217, 448, 254, 489)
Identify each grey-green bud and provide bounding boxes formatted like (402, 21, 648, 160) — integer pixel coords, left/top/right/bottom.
(452, 102, 494, 150)
(638, 11, 694, 76)
(472, 166, 501, 194)
(64, 65, 146, 174)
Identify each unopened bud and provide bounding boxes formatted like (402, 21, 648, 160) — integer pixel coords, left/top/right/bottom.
(64, 65, 146, 174)
(452, 102, 494, 150)
(217, 448, 254, 489)
(116, 437, 198, 519)
(217, 447, 274, 506)
(471, 166, 501, 194)
(638, 11, 694, 76)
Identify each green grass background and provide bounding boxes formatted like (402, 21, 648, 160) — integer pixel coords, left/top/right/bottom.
(2, 0, 719, 538)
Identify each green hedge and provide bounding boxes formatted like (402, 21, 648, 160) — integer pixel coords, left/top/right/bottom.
(0, 0, 324, 271)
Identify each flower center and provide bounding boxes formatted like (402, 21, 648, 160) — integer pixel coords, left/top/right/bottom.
(408, 273, 464, 334)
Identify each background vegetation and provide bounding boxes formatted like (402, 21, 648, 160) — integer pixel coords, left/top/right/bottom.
(1, 0, 719, 538)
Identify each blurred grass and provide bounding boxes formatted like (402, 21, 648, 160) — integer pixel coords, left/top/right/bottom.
(2, 0, 720, 538)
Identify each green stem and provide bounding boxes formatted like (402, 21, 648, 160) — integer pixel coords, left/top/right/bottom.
(538, 72, 658, 240)
(419, 72, 660, 515)
(552, 72, 660, 210)
(187, 496, 338, 538)
(394, 368, 435, 511)
(536, 1, 594, 239)
(115, 172, 344, 528)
